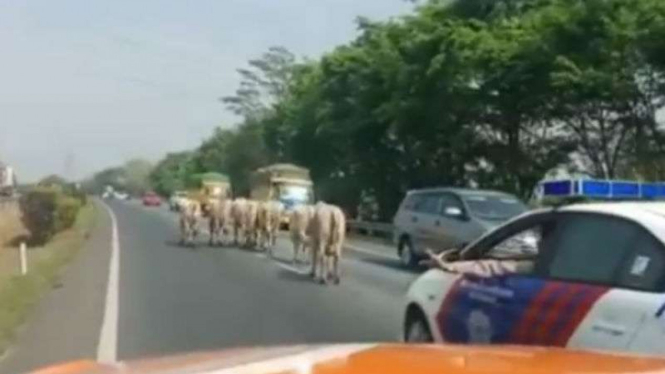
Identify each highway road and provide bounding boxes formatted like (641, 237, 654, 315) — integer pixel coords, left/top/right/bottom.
(0, 199, 422, 373)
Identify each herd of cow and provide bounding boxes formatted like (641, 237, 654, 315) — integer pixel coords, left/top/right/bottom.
(176, 198, 347, 285)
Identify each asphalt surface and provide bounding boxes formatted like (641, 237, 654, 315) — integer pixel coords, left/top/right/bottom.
(1, 199, 421, 372)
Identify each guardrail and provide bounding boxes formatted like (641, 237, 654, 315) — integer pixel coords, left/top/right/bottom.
(347, 220, 394, 240)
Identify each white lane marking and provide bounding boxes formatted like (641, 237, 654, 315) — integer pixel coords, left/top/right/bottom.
(345, 243, 396, 261)
(275, 261, 310, 276)
(97, 201, 119, 363)
(207, 344, 376, 374)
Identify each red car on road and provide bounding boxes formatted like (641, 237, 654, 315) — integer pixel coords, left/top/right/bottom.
(142, 192, 161, 207)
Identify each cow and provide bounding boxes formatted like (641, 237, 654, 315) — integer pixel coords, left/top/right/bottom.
(326, 205, 347, 284)
(230, 198, 247, 245)
(243, 200, 260, 248)
(179, 198, 202, 246)
(289, 204, 314, 264)
(257, 201, 284, 255)
(256, 202, 270, 251)
(208, 198, 232, 246)
(309, 203, 346, 285)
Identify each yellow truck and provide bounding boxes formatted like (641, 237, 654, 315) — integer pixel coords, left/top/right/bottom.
(249, 164, 314, 226)
(186, 172, 232, 214)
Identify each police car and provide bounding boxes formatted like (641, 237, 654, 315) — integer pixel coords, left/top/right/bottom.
(403, 179, 665, 355)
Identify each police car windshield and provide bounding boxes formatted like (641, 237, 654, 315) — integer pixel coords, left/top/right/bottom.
(463, 195, 527, 220)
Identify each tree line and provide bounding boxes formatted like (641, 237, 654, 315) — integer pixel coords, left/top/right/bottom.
(147, 0, 665, 221)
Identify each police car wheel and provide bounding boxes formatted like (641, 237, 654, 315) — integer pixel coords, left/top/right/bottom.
(405, 314, 433, 343)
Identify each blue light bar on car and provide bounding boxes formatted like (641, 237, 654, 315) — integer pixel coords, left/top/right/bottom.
(581, 180, 610, 197)
(542, 180, 573, 196)
(641, 183, 659, 199)
(540, 179, 665, 200)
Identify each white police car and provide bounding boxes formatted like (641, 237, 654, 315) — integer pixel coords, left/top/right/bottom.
(403, 201, 665, 355)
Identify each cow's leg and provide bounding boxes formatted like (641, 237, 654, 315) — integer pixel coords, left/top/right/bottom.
(220, 225, 228, 246)
(208, 218, 216, 246)
(257, 228, 263, 250)
(266, 230, 272, 256)
(333, 253, 340, 284)
(292, 239, 299, 264)
(179, 220, 185, 246)
(191, 221, 199, 248)
(327, 254, 335, 284)
(184, 225, 191, 246)
(309, 241, 318, 278)
(318, 251, 327, 284)
(302, 236, 310, 265)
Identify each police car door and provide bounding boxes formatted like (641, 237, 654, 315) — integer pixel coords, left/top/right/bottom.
(540, 213, 664, 352)
(435, 212, 558, 345)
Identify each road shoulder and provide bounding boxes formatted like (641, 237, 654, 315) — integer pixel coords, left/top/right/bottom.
(0, 201, 112, 374)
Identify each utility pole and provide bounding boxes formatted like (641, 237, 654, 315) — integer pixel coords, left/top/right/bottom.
(64, 151, 76, 180)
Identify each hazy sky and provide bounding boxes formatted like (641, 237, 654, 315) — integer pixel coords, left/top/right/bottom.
(0, 1, 413, 182)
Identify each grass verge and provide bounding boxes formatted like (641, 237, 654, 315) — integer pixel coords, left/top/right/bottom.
(0, 203, 96, 354)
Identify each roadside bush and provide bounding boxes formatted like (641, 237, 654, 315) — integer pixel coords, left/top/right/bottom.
(54, 196, 81, 232)
(19, 187, 83, 245)
(19, 189, 58, 245)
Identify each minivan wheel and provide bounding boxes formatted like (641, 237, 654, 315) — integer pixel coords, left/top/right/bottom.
(399, 237, 418, 268)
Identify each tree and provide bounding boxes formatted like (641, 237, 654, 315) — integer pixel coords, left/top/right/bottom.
(38, 174, 68, 187)
(146, 0, 665, 220)
(150, 152, 195, 196)
(221, 46, 297, 120)
(122, 159, 153, 195)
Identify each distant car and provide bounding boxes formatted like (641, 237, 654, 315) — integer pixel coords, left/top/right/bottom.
(403, 202, 665, 356)
(114, 191, 129, 200)
(392, 188, 528, 267)
(169, 191, 188, 211)
(142, 192, 161, 207)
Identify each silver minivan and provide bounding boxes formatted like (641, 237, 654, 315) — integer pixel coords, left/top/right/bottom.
(392, 187, 528, 267)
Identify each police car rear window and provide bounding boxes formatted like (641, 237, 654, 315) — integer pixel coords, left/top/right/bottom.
(616, 234, 665, 292)
(548, 215, 638, 286)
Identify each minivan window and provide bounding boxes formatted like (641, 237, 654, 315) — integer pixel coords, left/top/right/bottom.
(463, 194, 527, 220)
(415, 194, 441, 215)
(439, 193, 464, 211)
(402, 194, 423, 211)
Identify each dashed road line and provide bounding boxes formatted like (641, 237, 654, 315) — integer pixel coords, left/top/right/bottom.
(344, 243, 396, 261)
(274, 261, 311, 276)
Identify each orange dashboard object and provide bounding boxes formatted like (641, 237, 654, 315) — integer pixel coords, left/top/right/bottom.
(28, 344, 665, 374)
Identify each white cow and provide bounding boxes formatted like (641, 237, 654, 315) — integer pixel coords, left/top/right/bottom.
(289, 204, 314, 264)
(230, 198, 247, 245)
(243, 200, 260, 248)
(258, 201, 284, 254)
(179, 199, 202, 246)
(309, 202, 347, 284)
(208, 198, 232, 246)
